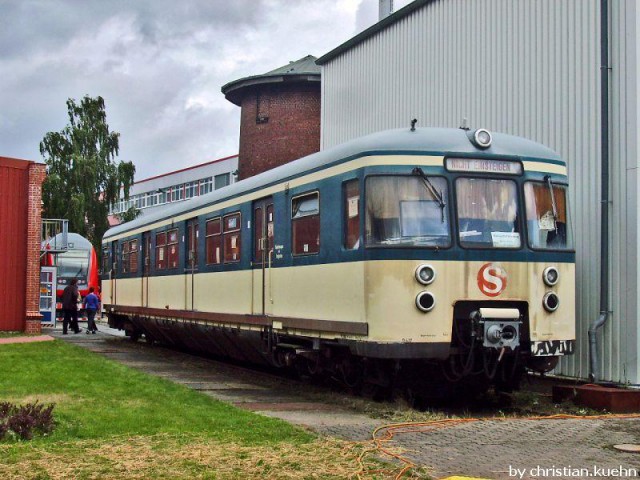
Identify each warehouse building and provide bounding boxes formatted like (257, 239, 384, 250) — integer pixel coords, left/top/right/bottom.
(316, 0, 637, 384)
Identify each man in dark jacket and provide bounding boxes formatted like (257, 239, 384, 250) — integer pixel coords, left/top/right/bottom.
(61, 278, 81, 334)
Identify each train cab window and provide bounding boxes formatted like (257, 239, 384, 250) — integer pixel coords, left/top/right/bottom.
(205, 218, 222, 264)
(122, 239, 138, 273)
(344, 180, 360, 249)
(156, 233, 167, 270)
(456, 178, 521, 249)
(167, 229, 179, 268)
(292, 192, 320, 255)
(366, 176, 450, 248)
(524, 181, 574, 250)
(223, 213, 241, 263)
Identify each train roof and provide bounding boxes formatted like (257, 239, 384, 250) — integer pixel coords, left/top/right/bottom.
(104, 127, 563, 241)
(44, 232, 93, 249)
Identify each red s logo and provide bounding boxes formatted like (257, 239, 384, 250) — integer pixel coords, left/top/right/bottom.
(477, 263, 507, 297)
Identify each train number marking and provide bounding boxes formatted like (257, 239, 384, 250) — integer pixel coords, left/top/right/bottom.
(477, 263, 507, 297)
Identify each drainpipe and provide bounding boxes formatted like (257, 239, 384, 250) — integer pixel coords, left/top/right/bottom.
(588, 0, 610, 382)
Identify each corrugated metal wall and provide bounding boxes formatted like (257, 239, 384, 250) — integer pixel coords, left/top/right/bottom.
(0, 159, 29, 330)
(320, 0, 639, 383)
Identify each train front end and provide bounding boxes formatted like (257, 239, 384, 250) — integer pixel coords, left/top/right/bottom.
(362, 131, 575, 391)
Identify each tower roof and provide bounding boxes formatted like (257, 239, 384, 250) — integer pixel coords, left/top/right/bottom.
(221, 55, 321, 106)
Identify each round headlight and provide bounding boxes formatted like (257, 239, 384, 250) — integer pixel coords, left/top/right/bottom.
(415, 264, 436, 285)
(416, 291, 436, 312)
(543, 266, 559, 286)
(543, 292, 560, 312)
(473, 128, 492, 148)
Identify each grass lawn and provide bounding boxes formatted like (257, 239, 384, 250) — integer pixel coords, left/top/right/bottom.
(0, 341, 415, 479)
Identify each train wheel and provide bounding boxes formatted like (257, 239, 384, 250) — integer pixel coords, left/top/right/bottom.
(341, 362, 364, 395)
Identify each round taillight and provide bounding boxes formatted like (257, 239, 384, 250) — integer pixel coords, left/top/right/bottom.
(543, 266, 559, 286)
(543, 292, 560, 312)
(416, 291, 436, 312)
(415, 264, 436, 285)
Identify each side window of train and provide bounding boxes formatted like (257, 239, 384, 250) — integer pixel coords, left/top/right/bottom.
(156, 232, 167, 270)
(343, 180, 360, 249)
(167, 229, 179, 269)
(223, 213, 241, 263)
(205, 217, 222, 265)
(292, 191, 320, 255)
(122, 239, 139, 274)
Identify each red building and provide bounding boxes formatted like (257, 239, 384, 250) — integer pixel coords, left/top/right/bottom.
(0, 156, 47, 333)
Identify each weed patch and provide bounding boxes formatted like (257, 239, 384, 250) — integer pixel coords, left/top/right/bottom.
(0, 402, 55, 441)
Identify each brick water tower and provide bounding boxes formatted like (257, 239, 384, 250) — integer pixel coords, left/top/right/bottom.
(221, 55, 321, 180)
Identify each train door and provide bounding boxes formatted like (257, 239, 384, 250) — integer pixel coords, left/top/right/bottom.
(110, 241, 118, 305)
(252, 198, 274, 315)
(185, 218, 198, 310)
(142, 232, 151, 307)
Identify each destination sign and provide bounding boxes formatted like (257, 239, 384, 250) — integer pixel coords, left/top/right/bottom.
(446, 158, 522, 175)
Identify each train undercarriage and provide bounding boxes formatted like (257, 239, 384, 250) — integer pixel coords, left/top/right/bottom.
(108, 302, 565, 405)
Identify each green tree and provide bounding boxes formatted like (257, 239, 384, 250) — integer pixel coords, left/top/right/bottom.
(117, 205, 141, 223)
(40, 95, 135, 253)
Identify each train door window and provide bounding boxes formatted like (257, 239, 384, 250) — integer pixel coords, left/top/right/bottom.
(156, 232, 167, 270)
(292, 192, 320, 255)
(254, 205, 263, 260)
(343, 180, 360, 249)
(205, 218, 222, 264)
(253, 202, 274, 263)
(223, 213, 241, 263)
(122, 242, 129, 274)
(186, 219, 199, 269)
(122, 239, 138, 273)
(143, 233, 151, 274)
(102, 247, 110, 275)
(267, 204, 274, 252)
(167, 229, 179, 268)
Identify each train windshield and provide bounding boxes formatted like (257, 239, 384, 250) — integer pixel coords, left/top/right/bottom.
(456, 178, 521, 249)
(365, 176, 451, 247)
(57, 249, 90, 279)
(524, 181, 574, 250)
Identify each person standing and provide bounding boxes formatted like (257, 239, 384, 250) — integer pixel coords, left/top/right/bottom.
(84, 287, 100, 334)
(61, 278, 81, 334)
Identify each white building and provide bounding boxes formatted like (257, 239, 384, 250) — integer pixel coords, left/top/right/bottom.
(109, 155, 238, 225)
(317, 0, 638, 384)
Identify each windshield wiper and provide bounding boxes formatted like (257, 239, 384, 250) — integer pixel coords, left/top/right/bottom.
(412, 167, 446, 222)
(544, 175, 559, 233)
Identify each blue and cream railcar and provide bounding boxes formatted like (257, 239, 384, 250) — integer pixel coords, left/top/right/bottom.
(103, 127, 575, 392)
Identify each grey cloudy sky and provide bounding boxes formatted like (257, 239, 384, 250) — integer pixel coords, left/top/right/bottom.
(0, 0, 412, 179)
